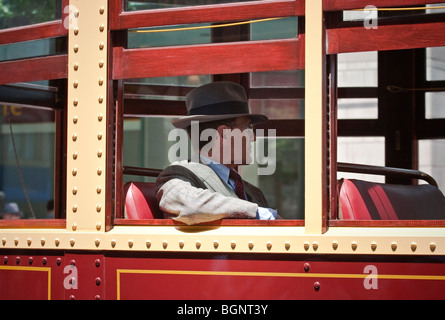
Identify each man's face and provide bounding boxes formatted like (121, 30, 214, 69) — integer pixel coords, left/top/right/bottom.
(218, 116, 256, 166)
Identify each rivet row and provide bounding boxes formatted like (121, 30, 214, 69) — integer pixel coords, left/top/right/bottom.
(1, 237, 439, 253)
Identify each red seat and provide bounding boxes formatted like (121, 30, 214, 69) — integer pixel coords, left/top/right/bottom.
(339, 179, 445, 220)
(124, 182, 163, 219)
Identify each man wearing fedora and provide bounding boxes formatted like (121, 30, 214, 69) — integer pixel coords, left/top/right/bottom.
(156, 81, 278, 225)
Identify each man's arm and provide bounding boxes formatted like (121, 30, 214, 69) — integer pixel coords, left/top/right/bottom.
(156, 166, 258, 225)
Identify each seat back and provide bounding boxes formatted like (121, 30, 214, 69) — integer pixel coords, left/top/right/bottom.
(124, 182, 163, 219)
(339, 179, 445, 220)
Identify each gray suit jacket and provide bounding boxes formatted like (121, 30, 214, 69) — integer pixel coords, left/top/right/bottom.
(155, 161, 270, 225)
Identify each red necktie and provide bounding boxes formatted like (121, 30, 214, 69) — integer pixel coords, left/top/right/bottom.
(229, 169, 245, 200)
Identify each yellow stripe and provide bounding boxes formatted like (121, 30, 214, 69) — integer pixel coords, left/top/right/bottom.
(129, 17, 283, 34)
(116, 268, 445, 298)
(0, 266, 51, 300)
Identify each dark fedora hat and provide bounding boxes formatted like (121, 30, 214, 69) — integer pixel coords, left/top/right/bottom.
(172, 81, 268, 129)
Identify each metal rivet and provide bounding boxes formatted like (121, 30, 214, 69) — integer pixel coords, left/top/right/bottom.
(2, 238, 6, 246)
(3, 256, 8, 264)
(304, 262, 310, 272)
(98, 96, 103, 104)
(16, 256, 20, 264)
(304, 241, 310, 251)
(73, 152, 78, 160)
(41, 238, 46, 246)
(99, 6, 105, 14)
(73, 45, 79, 53)
(391, 242, 397, 252)
(213, 241, 219, 249)
(70, 239, 75, 247)
(72, 133, 77, 142)
(99, 24, 105, 32)
(27, 238, 32, 246)
(99, 42, 104, 50)
(98, 78, 104, 86)
(97, 150, 103, 158)
(351, 241, 358, 251)
(146, 240, 151, 249)
(73, 116, 78, 124)
(430, 242, 437, 252)
(128, 240, 133, 248)
(97, 132, 103, 140)
(73, 63, 79, 71)
(72, 223, 77, 231)
(14, 238, 19, 246)
(162, 241, 168, 249)
(55, 239, 60, 247)
(231, 241, 236, 250)
(96, 222, 102, 231)
(411, 242, 417, 252)
(42, 257, 47, 266)
(97, 168, 102, 175)
(72, 204, 78, 213)
(99, 60, 104, 68)
(248, 241, 254, 250)
(73, 98, 78, 106)
(98, 113, 103, 122)
(56, 258, 62, 266)
(95, 277, 101, 286)
(285, 241, 291, 251)
(96, 186, 102, 194)
(72, 187, 78, 195)
(28, 257, 33, 265)
(111, 240, 116, 248)
(72, 168, 77, 176)
(195, 241, 201, 249)
(74, 11, 79, 18)
(178, 240, 184, 249)
(371, 242, 377, 252)
(95, 259, 101, 267)
(96, 204, 101, 212)
(266, 241, 272, 251)
(73, 27, 79, 35)
(312, 242, 318, 251)
(314, 281, 321, 291)
(73, 80, 79, 88)
(95, 239, 100, 247)
(332, 241, 338, 250)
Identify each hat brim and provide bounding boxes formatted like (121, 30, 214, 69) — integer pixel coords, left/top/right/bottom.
(172, 113, 268, 129)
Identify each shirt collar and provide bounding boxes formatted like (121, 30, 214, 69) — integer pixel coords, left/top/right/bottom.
(199, 155, 230, 184)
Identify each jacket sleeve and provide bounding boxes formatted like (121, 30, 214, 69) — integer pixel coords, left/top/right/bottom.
(155, 165, 258, 225)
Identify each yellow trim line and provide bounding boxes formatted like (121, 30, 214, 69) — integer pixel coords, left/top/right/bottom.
(116, 269, 445, 299)
(0, 266, 51, 300)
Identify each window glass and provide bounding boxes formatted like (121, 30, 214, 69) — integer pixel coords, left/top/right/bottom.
(0, 38, 63, 62)
(337, 137, 385, 183)
(0, 0, 60, 30)
(249, 99, 304, 120)
(128, 16, 298, 49)
(425, 92, 445, 119)
(338, 98, 378, 119)
(419, 139, 445, 193)
(426, 46, 445, 81)
(125, 0, 260, 11)
(0, 104, 55, 219)
(338, 51, 378, 87)
(242, 137, 304, 219)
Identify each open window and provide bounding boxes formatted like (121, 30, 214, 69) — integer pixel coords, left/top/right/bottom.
(110, 1, 305, 225)
(328, 5, 445, 227)
(0, 0, 67, 225)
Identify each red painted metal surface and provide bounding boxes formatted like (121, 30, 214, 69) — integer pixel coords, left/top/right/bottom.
(1, 250, 445, 300)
